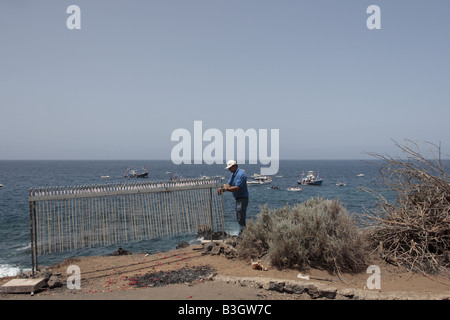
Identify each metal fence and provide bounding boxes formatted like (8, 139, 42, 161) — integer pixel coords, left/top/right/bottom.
(28, 177, 224, 272)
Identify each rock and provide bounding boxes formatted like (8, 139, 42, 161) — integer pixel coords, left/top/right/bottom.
(47, 275, 62, 289)
(268, 281, 285, 293)
(110, 247, 131, 256)
(176, 241, 189, 249)
(211, 231, 228, 240)
(284, 283, 306, 294)
(196, 225, 230, 240)
(223, 245, 237, 259)
(36, 270, 53, 282)
(224, 236, 238, 247)
(202, 243, 215, 254)
(210, 245, 222, 255)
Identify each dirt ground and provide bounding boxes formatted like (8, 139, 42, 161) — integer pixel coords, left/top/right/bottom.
(1, 243, 449, 300)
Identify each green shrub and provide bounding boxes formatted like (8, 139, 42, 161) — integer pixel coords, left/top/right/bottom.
(237, 197, 368, 273)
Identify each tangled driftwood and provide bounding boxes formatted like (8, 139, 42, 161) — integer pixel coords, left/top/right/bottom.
(362, 140, 449, 274)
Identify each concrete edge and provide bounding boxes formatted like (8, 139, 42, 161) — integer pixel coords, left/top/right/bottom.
(213, 275, 450, 300)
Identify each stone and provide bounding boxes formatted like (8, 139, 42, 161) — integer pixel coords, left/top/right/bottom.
(47, 275, 62, 289)
(210, 245, 222, 255)
(223, 245, 237, 259)
(36, 270, 53, 282)
(284, 282, 306, 294)
(110, 247, 131, 256)
(268, 281, 284, 293)
(203, 243, 215, 254)
(176, 241, 189, 249)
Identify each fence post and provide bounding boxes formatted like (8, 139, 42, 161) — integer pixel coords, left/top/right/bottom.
(29, 189, 38, 275)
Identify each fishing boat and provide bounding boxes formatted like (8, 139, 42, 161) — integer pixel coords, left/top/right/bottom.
(124, 167, 149, 178)
(287, 186, 302, 192)
(298, 171, 323, 186)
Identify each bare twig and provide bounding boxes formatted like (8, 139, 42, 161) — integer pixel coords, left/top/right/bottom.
(362, 140, 449, 274)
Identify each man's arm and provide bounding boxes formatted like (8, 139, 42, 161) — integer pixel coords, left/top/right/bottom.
(223, 184, 240, 192)
(217, 184, 239, 195)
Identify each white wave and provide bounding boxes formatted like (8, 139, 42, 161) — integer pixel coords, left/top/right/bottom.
(15, 243, 31, 251)
(0, 264, 30, 278)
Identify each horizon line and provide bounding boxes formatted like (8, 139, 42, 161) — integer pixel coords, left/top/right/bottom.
(1, 158, 449, 162)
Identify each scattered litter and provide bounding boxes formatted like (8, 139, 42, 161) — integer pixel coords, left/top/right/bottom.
(251, 261, 268, 271)
(297, 273, 310, 280)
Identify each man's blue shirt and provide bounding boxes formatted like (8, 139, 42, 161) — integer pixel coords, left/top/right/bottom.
(228, 168, 249, 199)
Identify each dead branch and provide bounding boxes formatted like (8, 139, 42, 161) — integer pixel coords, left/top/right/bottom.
(362, 140, 449, 274)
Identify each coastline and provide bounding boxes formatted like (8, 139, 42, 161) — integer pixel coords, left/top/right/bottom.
(1, 243, 449, 300)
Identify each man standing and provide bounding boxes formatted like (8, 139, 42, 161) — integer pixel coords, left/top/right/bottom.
(218, 160, 249, 235)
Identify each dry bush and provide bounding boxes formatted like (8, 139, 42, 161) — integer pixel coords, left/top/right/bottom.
(237, 197, 368, 273)
(362, 140, 450, 274)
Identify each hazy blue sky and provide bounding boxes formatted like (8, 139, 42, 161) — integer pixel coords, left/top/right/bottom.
(1, 1, 449, 161)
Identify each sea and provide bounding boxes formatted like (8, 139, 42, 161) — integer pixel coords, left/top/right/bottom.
(0, 159, 389, 278)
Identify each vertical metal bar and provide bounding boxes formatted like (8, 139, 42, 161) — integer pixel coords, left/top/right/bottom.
(29, 190, 35, 276)
(209, 188, 213, 242)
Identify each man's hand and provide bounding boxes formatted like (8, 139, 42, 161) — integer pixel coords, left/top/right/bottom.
(217, 184, 230, 195)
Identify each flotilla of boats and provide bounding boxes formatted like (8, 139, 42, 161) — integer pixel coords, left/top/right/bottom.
(247, 169, 364, 192)
(92, 167, 365, 192)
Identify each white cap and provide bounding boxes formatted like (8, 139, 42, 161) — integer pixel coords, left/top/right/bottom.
(225, 160, 237, 169)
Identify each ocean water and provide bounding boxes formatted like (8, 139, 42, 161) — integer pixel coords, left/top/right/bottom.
(0, 159, 386, 277)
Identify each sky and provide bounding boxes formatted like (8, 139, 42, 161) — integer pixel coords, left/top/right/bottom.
(0, 1, 449, 161)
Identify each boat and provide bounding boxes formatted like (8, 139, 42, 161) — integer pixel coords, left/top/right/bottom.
(100, 175, 110, 179)
(124, 167, 149, 178)
(357, 173, 365, 177)
(287, 186, 302, 192)
(0, 184, 3, 188)
(336, 182, 346, 187)
(297, 171, 323, 186)
(248, 175, 272, 185)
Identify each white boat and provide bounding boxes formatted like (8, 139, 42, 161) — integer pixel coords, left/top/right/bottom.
(248, 175, 272, 185)
(100, 175, 110, 179)
(287, 186, 302, 192)
(357, 173, 365, 177)
(124, 166, 149, 178)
